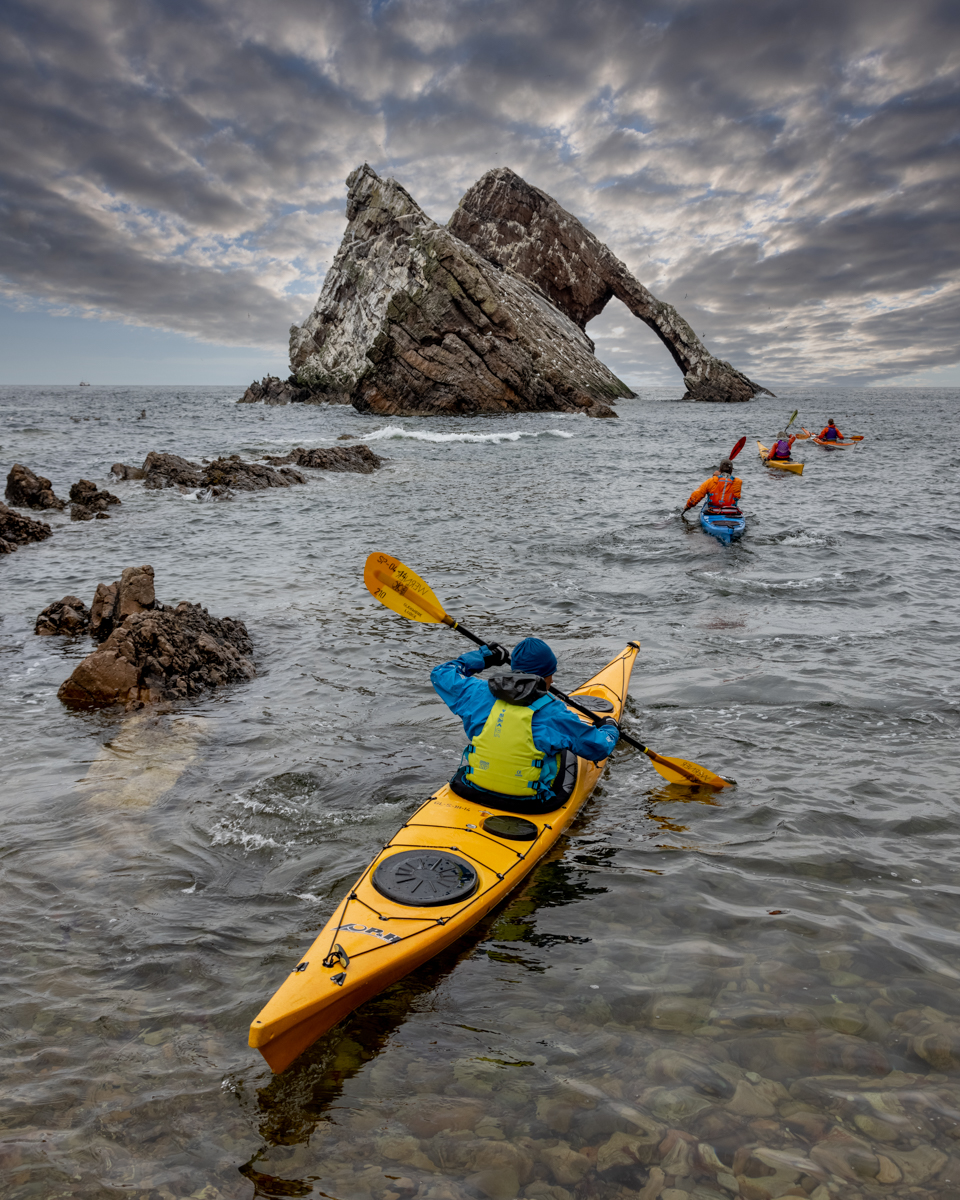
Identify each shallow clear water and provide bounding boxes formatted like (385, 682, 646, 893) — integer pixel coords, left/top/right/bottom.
(2, 385, 959, 1200)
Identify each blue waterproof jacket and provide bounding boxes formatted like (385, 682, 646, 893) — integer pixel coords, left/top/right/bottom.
(431, 649, 620, 763)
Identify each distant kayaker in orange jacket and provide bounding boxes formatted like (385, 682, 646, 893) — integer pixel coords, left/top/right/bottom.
(768, 431, 796, 460)
(818, 419, 843, 441)
(684, 459, 742, 514)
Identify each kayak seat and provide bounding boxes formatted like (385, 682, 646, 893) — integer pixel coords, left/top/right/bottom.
(705, 506, 742, 516)
(449, 748, 578, 815)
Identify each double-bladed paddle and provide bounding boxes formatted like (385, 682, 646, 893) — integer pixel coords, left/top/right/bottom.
(363, 552, 734, 789)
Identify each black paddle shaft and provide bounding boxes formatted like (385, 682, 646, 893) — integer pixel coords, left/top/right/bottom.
(444, 618, 650, 755)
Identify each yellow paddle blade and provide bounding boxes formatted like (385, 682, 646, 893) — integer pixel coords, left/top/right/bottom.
(364, 552, 450, 625)
(645, 749, 734, 788)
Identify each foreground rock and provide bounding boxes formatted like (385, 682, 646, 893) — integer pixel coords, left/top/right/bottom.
(69, 479, 121, 521)
(57, 565, 255, 708)
(5, 463, 65, 510)
(110, 451, 306, 493)
(35, 595, 91, 635)
(448, 168, 771, 403)
(0, 502, 53, 553)
(285, 165, 628, 418)
(263, 444, 383, 473)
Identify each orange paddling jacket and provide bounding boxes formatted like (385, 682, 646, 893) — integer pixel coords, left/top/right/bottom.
(818, 423, 843, 440)
(687, 473, 742, 510)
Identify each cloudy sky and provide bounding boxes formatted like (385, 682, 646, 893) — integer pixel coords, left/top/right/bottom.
(1, 0, 958, 387)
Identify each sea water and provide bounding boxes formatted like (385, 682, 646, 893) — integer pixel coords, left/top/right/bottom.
(1, 385, 959, 1199)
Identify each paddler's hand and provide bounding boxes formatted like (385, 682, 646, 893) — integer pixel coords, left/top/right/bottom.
(480, 642, 510, 669)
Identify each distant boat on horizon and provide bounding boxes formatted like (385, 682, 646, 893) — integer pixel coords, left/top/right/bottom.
(79, 381, 91, 386)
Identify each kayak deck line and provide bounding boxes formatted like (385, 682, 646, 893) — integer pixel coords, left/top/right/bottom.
(249, 644, 638, 1073)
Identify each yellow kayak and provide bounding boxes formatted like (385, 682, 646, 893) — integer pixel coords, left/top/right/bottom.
(757, 441, 804, 475)
(249, 642, 640, 1072)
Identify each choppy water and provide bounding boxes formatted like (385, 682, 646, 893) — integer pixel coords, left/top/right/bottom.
(2, 385, 959, 1200)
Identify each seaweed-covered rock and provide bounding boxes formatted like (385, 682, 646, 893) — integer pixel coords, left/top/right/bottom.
(35, 595, 91, 635)
(0, 502, 53, 553)
(57, 567, 254, 708)
(5, 463, 65, 510)
(263, 444, 383, 473)
(69, 479, 121, 521)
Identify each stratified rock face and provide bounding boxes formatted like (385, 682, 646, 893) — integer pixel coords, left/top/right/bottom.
(448, 168, 771, 403)
(287, 164, 630, 418)
(35, 596, 91, 635)
(57, 566, 255, 708)
(0, 502, 53, 553)
(69, 479, 121, 521)
(263, 444, 383, 473)
(5, 463, 66, 509)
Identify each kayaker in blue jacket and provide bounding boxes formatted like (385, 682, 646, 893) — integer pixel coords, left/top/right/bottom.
(431, 637, 620, 814)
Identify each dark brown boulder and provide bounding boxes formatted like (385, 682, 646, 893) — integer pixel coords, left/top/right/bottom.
(35, 596, 91, 636)
(448, 167, 771, 403)
(284, 164, 629, 419)
(5, 463, 66, 510)
(90, 564, 157, 643)
(69, 479, 121, 521)
(142, 452, 205, 490)
(0, 502, 53, 553)
(57, 567, 255, 709)
(263, 444, 383, 474)
(201, 456, 305, 491)
(110, 462, 146, 480)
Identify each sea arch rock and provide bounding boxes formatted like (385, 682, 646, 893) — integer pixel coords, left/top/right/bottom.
(287, 164, 631, 418)
(448, 167, 771, 403)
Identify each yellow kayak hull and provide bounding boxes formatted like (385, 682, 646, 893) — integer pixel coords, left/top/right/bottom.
(757, 441, 804, 474)
(249, 643, 640, 1073)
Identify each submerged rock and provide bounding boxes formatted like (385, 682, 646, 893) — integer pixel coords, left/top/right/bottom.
(110, 462, 146, 480)
(449, 168, 770, 404)
(69, 478, 121, 521)
(285, 164, 628, 418)
(35, 595, 91, 635)
(263, 444, 383, 474)
(0, 502, 53, 553)
(5, 463, 65, 510)
(57, 565, 254, 708)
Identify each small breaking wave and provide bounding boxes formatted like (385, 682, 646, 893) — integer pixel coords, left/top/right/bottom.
(362, 425, 575, 444)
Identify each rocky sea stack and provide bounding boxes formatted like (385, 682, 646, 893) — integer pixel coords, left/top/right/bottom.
(241, 165, 769, 414)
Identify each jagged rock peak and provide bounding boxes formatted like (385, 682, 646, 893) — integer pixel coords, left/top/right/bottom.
(286, 165, 632, 418)
(449, 166, 771, 403)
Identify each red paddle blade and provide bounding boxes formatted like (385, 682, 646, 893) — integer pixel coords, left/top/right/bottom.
(729, 437, 746, 460)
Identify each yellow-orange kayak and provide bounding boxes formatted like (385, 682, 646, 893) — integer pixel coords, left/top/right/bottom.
(757, 441, 804, 474)
(249, 642, 640, 1073)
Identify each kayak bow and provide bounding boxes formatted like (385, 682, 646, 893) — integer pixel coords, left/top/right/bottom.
(250, 643, 639, 1073)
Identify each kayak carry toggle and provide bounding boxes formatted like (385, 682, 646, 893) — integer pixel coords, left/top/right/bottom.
(322, 944, 350, 969)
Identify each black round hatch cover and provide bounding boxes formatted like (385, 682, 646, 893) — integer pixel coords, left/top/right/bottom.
(482, 815, 539, 841)
(573, 694, 615, 713)
(372, 850, 479, 907)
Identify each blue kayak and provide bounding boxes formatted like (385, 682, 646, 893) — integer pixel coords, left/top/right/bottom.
(699, 507, 746, 544)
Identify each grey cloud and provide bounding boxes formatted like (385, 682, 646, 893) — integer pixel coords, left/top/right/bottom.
(0, 0, 957, 382)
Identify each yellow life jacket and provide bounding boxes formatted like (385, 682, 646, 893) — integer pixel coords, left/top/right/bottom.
(464, 694, 558, 797)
